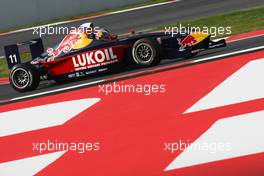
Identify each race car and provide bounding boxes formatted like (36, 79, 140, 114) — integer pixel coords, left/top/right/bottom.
(4, 22, 226, 92)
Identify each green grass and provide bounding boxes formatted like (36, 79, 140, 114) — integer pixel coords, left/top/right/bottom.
(155, 6, 264, 38)
(0, 53, 31, 77)
(0, 0, 168, 33)
(0, 59, 9, 78)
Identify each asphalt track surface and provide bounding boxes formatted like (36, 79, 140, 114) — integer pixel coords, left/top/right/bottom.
(0, 0, 264, 55)
(0, 0, 264, 102)
(0, 35, 264, 103)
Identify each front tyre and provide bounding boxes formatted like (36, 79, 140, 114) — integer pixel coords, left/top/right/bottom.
(9, 63, 40, 92)
(131, 38, 161, 67)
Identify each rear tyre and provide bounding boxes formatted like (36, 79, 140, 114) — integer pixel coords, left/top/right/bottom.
(9, 63, 40, 92)
(131, 38, 162, 67)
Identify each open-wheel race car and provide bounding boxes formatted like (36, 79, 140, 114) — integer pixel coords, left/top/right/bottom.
(4, 22, 226, 92)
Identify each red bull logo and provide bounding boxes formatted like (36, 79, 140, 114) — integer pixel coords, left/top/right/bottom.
(47, 30, 84, 59)
(177, 35, 198, 51)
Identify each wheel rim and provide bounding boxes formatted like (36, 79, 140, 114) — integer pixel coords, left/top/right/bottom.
(134, 43, 153, 63)
(11, 68, 30, 89)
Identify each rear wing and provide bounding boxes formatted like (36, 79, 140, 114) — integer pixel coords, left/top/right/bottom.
(4, 38, 44, 69)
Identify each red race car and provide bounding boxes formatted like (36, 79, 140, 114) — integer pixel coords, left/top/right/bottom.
(4, 23, 226, 92)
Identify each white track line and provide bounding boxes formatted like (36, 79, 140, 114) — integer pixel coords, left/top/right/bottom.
(192, 45, 264, 63)
(0, 0, 179, 36)
(10, 80, 104, 101)
(0, 151, 66, 176)
(110, 0, 180, 15)
(185, 58, 264, 113)
(227, 33, 264, 43)
(7, 45, 264, 102)
(165, 109, 264, 171)
(0, 98, 100, 137)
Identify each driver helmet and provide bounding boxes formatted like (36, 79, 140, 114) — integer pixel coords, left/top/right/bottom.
(78, 22, 95, 34)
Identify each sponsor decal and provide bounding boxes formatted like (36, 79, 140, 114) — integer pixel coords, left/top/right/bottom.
(72, 48, 118, 71)
(46, 29, 84, 59)
(177, 35, 198, 51)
